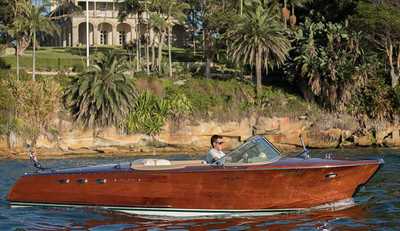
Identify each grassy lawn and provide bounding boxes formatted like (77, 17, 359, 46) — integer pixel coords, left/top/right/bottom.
(2, 46, 131, 72)
(2, 47, 87, 71)
(1, 46, 201, 72)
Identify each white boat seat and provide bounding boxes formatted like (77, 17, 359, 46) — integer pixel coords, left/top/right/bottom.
(132, 159, 171, 166)
(131, 159, 206, 170)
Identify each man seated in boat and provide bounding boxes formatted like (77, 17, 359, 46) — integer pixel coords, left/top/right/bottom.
(206, 135, 226, 164)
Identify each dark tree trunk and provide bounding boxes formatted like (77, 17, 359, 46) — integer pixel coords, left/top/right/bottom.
(256, 45, 262, 98)
(157, 32, 165, 71)
(204, 27, 213, 78)
(168, 26, 172, 78)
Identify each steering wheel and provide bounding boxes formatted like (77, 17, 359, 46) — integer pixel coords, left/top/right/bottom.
(239, 153, 249, 163)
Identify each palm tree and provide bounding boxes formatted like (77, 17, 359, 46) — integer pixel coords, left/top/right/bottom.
(15, 1, 58, 80)
(148, 0, 188, 77)
(63, 51, 136, 130)
(6, 0, 29, 80)
(166, 0, 189, 78)
(227, 0, 291, 97)
(288, 0, 312, 26)
(48, 0, 81, 46)
(162, 0, 189, 78)
(144, 0, 151, 75)
(49, 0, 82, 19)
(118, 0, 144, 72)
(7, 20, 24, 80)
(149, 13, 168, 72)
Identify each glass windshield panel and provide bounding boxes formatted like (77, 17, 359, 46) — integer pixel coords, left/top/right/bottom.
(225, 136, 281, 164)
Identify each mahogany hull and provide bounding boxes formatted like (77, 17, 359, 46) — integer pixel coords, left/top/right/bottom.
(7, 158, 381, 214)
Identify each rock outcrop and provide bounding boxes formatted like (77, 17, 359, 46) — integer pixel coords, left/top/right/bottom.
(1, 114, 399, 158)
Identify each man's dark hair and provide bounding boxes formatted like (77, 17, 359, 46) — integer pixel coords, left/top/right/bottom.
(211, 135, 223, 148)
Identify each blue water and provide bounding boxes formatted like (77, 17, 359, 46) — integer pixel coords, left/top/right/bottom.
(0, 149, 399, 231)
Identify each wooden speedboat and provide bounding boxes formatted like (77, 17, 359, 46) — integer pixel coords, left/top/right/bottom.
(7, 136, 383, 217)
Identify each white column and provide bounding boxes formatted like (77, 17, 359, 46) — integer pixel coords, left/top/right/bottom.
(93, 24, 99, 46)
(86, 0, 90, 67)
(112, 25, 118, 46)
(112, 2, 115, 18)
(90, 27, 95, 45)
(62, 29, 67, 47)
(68, 28, 72, 47)
(94, 1, 97, 17)
(72, 25, 79, 47)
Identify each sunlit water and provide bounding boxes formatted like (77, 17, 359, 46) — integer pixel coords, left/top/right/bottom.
(1, 149, 399, 231)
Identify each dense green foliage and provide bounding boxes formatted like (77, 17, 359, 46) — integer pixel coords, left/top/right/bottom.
(2, 0, 400, 142)
(0, 74, 61, 146)
(227, 0, 291, 96)
(134, 77, 318, 122)
(126, 91, 170, 136)
(289, 19, 367, 108)
(125, 86, 192, 135)
(6, 0, 58, 54)
(63, 52, 136, 129)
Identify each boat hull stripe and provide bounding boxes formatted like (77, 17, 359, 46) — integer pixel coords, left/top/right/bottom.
(9, 201, 303, 213)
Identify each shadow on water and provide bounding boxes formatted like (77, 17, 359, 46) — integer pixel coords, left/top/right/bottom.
(1, 149, 400, 230)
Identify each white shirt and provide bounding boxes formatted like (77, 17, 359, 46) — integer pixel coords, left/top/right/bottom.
(206, 148, 225, 164)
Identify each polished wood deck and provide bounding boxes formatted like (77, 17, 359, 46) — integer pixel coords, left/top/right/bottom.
(7, 158, 381, 210)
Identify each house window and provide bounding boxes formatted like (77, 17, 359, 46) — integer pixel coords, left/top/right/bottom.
(119, 31, 127, 45)
(100, 31, 108, 45)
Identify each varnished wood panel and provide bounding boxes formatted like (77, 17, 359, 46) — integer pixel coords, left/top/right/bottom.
(7, 158, 381, 210)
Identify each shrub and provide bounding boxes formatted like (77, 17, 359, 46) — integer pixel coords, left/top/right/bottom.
(125, 88, 194, 136)
(165, 91, 193, 121)
(351, 77, 395, 120)
(0, 57, 10, 69)
(63, 51, 136, 129)
(71, 63, 84, 73)
(0, 76, 61, 146)
(126, 91, 169, 136)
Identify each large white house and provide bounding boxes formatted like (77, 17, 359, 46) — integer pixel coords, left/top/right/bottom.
(48, 0, 190, 48)
(48, 0, 142, 47)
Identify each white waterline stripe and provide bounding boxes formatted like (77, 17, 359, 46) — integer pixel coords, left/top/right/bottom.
(9, 201, 304, 213)
(9, 198, 355, 217)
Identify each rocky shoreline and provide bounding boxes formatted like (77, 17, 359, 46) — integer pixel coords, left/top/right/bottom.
(1, 114, 400, 159)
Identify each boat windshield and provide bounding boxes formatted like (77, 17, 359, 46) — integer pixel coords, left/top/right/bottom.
(224, 136, 281, 164)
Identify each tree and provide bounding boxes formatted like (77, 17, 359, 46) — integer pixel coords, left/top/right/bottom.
(63, 51, 137, 130)
(118, 0, 145, 72)
(48, 0, 82, 47)
(190, 0, 241, 78)
(198, 0, 226, 78)
(8, 1, 57, 56)
(227, 0, 291, 97)
(48, 0, 82, 19)
(301, 0, 358, 23)
(286, 0, 313, 26)
(12, 1, 58, 80)
(351, 1, 400, 88)
(164, 0, 189, 78)
(4, 1, 25, 79)
(0, 0, 14, 31)
(291, 18, 369, 110)
(149, 12, 168, 72)
(150, 0, 189, 77)
(184, 0, 200, 55)
(1, 76, 61, 148)
(31, 3, 59, 80)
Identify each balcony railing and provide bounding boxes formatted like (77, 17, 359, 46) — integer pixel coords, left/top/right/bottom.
(78, 10, 135, 19)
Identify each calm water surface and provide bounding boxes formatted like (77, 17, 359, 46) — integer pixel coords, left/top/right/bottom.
(0, 149, 399, 231)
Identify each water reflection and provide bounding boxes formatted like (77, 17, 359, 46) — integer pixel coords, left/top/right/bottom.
(79, 205, 370, 231)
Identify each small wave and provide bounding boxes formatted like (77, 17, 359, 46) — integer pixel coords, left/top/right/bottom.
(307, 198, 356, 212)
